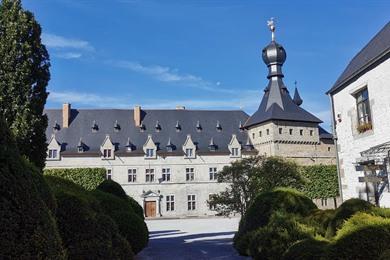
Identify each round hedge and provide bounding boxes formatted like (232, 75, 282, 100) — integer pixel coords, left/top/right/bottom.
(0, 119, 65, 258)
(237, 188, 317, 236)
(325, 198, 373, 238)
(97, 180, 144, 219)
(283, 238, 329, 260)
(247, 212, 314, 260)
(304, 209, 335, 237)
(328, 213, 390, 259)
(45, 176, 133, 259)
(93, 190, 149, 254)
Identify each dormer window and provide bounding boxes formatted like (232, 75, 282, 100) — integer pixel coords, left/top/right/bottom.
(48, 149, 58, 159)
(114, 120, 120, 132)
(47, 134, 61, 160)
(155, 121, 161, 132)
(143, 135, 157, 159)
(146, 148, 154, 158)
(175, 121, 181, 132)
(139, 121, 146, 132)
(208, 138, 217, 152)
(216, 121, 222, 132)
(103, 149, 112, 158)
(183, 135, 196, 159)
(91, 120, 98, 133)
(196, 121, 202, 132)
(239, 121, 244, 132)
(77, 138, 85, 153)
(228, 134, 241, 158)
(125, 138, 134, 152)
(53, 121, 60, 131)
(100, 135, 115, 159)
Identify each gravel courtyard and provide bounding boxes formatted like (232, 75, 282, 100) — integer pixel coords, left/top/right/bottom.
(136, 217, 248, 260)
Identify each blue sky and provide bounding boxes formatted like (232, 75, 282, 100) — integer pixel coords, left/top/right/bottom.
(24, 0, 390, 129)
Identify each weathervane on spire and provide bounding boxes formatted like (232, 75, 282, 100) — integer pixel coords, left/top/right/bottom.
(267, 17, 276, 41)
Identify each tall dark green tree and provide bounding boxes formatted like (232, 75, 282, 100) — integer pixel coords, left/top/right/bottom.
(0, 0, 50, 169)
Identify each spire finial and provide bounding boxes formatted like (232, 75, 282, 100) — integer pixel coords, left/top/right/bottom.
(267, 17, 276, 41)
(294, 80, 297, 88)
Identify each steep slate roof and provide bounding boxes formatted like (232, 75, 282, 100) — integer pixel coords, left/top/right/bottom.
(327, 21, 390, 95)
(318, 126, 333, 139)
(45, 109, 249, 154)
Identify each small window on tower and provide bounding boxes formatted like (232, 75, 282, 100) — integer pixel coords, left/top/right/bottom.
(266, 129, 269, 135)
(300, 129, 303, 136)
(289, 129, 293, 135)
(279, 128, 282, 134)
(252, 133, 255, 139)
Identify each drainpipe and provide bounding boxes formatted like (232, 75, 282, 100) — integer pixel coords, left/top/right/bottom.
(329, 93, 343, 205)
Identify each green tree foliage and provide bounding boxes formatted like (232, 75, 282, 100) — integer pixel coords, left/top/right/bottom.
(44, 168, 106, 191)
(0, 118, 65, 258)
(45, 176, 134, 259)
(209, 156, 305, 216)
(0, 0, 50, 169)
(301, 165, 339, 199)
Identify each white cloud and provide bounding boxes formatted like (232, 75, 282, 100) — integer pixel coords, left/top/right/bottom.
(53, 52, 82, 59)
(48, 91, 130, 108)
(42, 33, 94, 51)
(110, 60, 240, 94)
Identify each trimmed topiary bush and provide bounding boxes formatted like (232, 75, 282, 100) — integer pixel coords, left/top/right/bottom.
(45, 176, 133, 259)
(234, 188, 317, 255)
(247, 212, 315, 260)
(328, 213, 390, 259)
(97, 180, 144, 219)
(44, 168, 106, 191)
(304, 209, 335, 237)
(283, 238, 329, 260)
(93, 190, 149, 254)
(325, 198, 373, 238)
(0, 119, 65, 258)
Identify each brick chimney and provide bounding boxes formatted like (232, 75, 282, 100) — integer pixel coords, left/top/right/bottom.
(62, 103, 71, 128)
(134, 106, 141, 127)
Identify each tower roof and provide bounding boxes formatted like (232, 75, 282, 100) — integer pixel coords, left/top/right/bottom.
(245, 20, 322, 128)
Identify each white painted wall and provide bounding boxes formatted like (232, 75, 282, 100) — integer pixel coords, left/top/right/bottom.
(46, 153, 242, 217)
(332, 58, 390, 207)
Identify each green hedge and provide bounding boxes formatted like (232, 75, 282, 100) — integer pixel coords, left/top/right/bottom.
(304, 209, 335, 237)
(44, 168, 106, 191)
(300, 165, 338, 199)
(283, 238, 329, 260)
(93, 190, 149, 254)
(45, 176, 133, 259)
(328, 213, 390, 259)
(0, 119, 65, 259)
(325, 198, 373, 238)
(234, 188, 317, 256)
(97, 180, 144, 219)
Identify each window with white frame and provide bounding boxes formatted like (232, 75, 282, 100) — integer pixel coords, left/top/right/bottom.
(187, 194, 196, 211)
(128, 169, 137, 182)
(231, 148, 239, 157)
(355, 88, 371, 126)
(209, 167, 217, 181)
(185, 148, 193, 158)
(186, 168, 194, 181)
(166, 195, 175, 211)
(103, 149, 112, 159)
(48, 149, 58, 159)
(145, 148, 154, 158)
(209, 194, 216, 210)
(106, 169, 112, 180)
(162, 168, 171, 182)
(145, 168, 155, 182)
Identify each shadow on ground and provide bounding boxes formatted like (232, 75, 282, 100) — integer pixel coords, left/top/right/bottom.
(136, 230, 247, 260)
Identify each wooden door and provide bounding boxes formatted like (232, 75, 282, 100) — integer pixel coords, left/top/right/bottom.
(145, 201, 156, 217)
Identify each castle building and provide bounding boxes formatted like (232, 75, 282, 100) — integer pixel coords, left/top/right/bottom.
(327, 21, 390, 207)
(45, 22, 335, 217)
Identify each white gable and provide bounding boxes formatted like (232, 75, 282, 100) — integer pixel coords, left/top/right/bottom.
(101, 135, 114, 150)
(228, 134, 241, 158)
(48, 134, 61, 150)
(143, 135, 157, 151)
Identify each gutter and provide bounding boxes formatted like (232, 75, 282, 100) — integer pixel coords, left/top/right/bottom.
(328, 93, 343, 204)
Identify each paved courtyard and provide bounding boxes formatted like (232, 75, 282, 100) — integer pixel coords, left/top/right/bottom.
(136, 217, 248, 260)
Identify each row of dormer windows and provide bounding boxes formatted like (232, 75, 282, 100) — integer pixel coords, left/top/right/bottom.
(106, 167, 219, 183)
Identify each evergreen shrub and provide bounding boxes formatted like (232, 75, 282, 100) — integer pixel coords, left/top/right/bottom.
(325, 198, 373, 238)
(93, 190, 149, 254)
(283, 238, 329, 260)
(44, 167, 106, 190)
(328, 213, 390, 259)
(0, 119, 65, 258)
(45, 176, 133, 259)
(97, 180, 144, 219)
